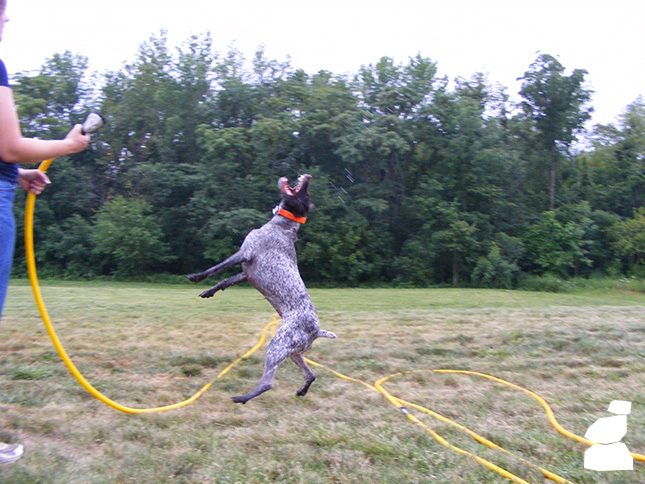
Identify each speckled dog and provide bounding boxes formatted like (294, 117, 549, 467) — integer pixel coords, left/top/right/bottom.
(187, 174, 336, 404)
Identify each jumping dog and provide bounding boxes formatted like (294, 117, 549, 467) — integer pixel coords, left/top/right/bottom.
(187, 174, 336, 404)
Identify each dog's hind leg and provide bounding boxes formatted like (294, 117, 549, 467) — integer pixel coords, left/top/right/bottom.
(187, 251, 248, 283)
(291, 353, 316, 397)
(199, 273, 247, 298)
(232, 335, 288, 404)
(231, 364, 279, 404)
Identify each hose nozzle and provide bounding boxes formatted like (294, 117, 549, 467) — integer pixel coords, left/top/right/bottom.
(81, 113, 105, 134)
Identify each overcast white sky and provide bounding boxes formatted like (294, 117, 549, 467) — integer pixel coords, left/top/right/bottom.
(1, 0, 643, 126)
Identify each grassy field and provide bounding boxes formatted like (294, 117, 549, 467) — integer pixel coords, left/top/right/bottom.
(0, 280, 644, 483)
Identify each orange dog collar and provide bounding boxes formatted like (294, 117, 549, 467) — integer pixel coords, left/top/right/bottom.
(275, 207, 307, 224)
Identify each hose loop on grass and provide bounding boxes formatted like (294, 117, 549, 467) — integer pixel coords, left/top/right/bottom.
(378, 369, 645, 473)
(317, 361, 644, 483)
(24, 158, 278, 413)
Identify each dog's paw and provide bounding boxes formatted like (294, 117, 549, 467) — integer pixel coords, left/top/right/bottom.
(199, 289, 216, 298)
(231, 395, 248, 404)
(187, 273, 205, 283)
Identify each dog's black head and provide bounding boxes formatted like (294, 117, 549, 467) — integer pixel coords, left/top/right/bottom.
(278, 174, 312, 219)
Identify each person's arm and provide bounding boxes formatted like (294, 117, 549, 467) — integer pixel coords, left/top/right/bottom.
(0, 85, 89, 164)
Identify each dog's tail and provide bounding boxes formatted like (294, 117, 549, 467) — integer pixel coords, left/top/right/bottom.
(318, 329, 336, 339)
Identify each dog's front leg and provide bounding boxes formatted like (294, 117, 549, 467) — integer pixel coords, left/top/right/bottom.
(199, 273, 247, 298)
(187, 251, 248, 283)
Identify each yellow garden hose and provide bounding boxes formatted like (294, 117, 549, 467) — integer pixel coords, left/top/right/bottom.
(24, 157, 278, 413)
(308, 360, 644, 483)
(306, 359, 571, 484)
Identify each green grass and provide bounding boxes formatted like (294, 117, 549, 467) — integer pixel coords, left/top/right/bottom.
(1, 281, 644, 483)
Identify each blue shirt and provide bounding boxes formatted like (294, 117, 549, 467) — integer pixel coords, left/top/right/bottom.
(0, 59, 17, 185)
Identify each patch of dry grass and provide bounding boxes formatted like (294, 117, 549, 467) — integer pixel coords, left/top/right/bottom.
(1, 282, 644, 483)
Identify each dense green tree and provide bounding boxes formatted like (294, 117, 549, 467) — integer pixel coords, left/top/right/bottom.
(522, 211, 591, 277)
(91, 196, 174, 277)
(610, 207, 645, 276)
(331, 55, 439, 271)
(580, 99, 645, 216)
(518, 54, 593, 210)
(472, 244, 520, 289)
(43, 214, 95, 278)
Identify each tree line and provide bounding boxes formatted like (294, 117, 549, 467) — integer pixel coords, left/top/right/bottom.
(9, 32, 645, 288)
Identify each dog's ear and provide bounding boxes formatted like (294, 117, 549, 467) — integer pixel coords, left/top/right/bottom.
(278, 177, 290, 195)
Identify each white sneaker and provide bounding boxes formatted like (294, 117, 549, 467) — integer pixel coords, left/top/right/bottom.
(0, 442, 24, 464)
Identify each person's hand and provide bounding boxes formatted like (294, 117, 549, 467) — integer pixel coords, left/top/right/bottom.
(17, 169, 51, 195)
(64, 124, 90, 153)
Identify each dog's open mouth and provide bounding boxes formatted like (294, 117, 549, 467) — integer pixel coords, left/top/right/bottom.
(279, 174, 311, 196)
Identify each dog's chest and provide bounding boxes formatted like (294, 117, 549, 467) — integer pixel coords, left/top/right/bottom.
(244, 225, 298, 262)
